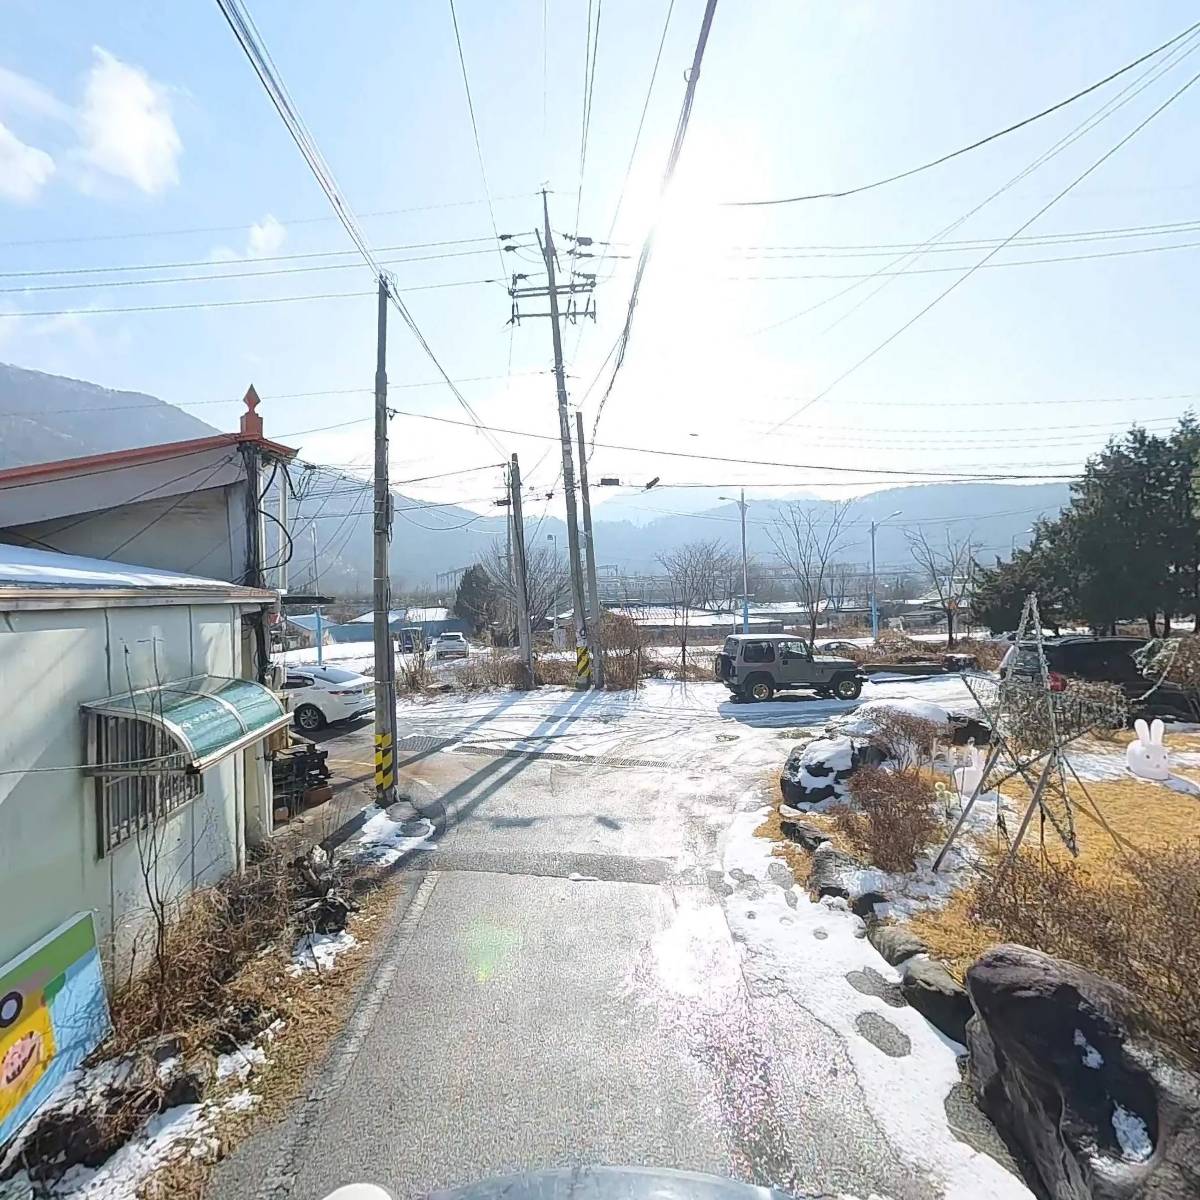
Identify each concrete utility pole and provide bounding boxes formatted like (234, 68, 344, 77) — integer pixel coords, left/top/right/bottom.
(310, 523, 325, 667)
(372, 277, 399, 807)
(869, 509, 903, 642)
(574, 411, 604, 688)
(509, 453, 536, 688)
(540, 191, 590, 662)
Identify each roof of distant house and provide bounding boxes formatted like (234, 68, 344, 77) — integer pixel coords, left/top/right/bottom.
(0, 543, 274, 608)
(350, 606, 451, 624)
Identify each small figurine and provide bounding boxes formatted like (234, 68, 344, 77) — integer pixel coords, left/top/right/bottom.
(1127, 717, 1170, 781)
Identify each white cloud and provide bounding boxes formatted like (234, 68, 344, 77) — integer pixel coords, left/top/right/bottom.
(0, 65, 72, 123)
(210, 214, 287, 262)
(76, 47, 181, 195)
(0, 120, 55, 202)
(247, 214, 286, 257)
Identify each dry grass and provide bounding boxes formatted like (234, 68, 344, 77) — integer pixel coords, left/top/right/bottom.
(832, 767, 944, 873)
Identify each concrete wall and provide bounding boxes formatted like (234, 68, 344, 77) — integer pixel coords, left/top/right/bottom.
(0, 601, 264, 977)
(4, 483, 250, 584)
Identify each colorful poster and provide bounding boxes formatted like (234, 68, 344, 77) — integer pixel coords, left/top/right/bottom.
(0, 912, 111, 1147)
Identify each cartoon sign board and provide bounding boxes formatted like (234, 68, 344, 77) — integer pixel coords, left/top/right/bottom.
(0, 912, 111, 1146)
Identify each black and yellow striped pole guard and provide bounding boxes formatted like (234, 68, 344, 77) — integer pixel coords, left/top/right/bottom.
(375, 729, 395, 797)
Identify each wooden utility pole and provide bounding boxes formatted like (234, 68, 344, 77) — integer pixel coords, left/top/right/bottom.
(509, 453, 536, 688)
(372, 277, 398, 806)
(575, 411, 604, 688)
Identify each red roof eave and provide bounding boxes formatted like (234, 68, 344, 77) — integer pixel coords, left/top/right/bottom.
(0, 432, 298, 489)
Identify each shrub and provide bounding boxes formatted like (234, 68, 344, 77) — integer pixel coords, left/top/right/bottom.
(864, 709, 945, 771)
(970, 844, 1200, 1061)
(833, 767, 942, 873)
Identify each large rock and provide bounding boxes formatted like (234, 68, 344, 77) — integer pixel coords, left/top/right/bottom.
(779, 736, 884, 807)
(868, 923, 928, 966)
(901, 956, 972, 1045)
(808, 843, 861, 899)
(777, 810, 830, 851)
(966, 944, 1200, 1200)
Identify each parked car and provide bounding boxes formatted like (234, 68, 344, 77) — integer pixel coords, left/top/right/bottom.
(1000, 635, 1192, 720)
(282, 664, 374, 732)
(432, 631, 470, 660)
(714, 634, 865, 702)
(813, 639, 862, 657)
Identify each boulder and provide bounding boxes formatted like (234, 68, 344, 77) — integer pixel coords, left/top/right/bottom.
(868, 923, 928, 966)
(850, 889, 889, 920)
(779, 736, 857, 807)
(966, 944, 1200, 1200)
(808, 843, 862, 900)
(902, 956, 972, 1045)
(778, 811, 830, 851)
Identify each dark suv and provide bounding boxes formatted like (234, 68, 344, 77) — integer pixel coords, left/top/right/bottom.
(1003, 635, 1191, 719)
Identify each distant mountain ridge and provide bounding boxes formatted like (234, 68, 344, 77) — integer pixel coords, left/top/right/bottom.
(1, 362, 1071, 586)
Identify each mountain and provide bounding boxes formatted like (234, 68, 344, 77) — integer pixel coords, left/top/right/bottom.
(0, 362, 218, 467)
(2, 362, 1072, 590)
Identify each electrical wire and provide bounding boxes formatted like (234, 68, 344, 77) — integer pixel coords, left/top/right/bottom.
(775, 63, 1200, 427)
(590, 0, 719, 445)
(574, 0, 603, 237)
(388, 407, 1082, 480)
(448, 0, 509, 277)
(0, 245, 531, 294)
(0, 277, 501, 321)
(214, 0, 507, 457)
(724, 18, 1200, 206)
(752, 28, 1200, 339)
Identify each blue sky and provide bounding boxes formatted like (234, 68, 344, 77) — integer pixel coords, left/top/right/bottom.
(2, 0, 1199, 546)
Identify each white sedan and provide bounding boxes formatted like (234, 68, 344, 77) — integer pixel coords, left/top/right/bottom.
(282, 665, 374, 733)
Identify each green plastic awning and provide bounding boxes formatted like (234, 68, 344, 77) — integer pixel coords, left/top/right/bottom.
(83, 675, 292, 773)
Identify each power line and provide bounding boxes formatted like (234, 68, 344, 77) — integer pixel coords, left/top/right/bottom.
(776, 63, 1200, 427)
(0, 245, 531, 295)
(590, 0, 720, 445)
(388, 406, 1082, 480)
(0, 277, 498, 320)
(724, 18, 1200, 206)
(214, 0, 506, 457)
(574, 0, 604, 236)
(0, 234, 504, 281)
(447, 0, 508, 276)
(752, 29, 1200, 339)
(0, 196, 530, 251)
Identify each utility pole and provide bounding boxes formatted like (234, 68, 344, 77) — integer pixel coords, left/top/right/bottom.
(539, 192, 589, 667)
(575, 411, 604, 688)
(372, 277, 398, 807)
(310, 523, 325, 667)
(509, 453, 536, 688)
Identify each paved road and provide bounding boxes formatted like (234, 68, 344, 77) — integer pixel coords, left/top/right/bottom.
(212, 694, 945, 1200)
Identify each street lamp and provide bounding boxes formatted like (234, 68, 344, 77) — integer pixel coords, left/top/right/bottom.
(1011, 527, 1034, 555)
(870, 510, 903, 642)
(719, 490, 750, 633)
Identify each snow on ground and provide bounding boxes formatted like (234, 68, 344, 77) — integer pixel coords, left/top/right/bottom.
(719, 810, 1030, 1200)
(288, 930, 358, 975)
(393, 676, 979, 771)
(352, 809, 437, 865)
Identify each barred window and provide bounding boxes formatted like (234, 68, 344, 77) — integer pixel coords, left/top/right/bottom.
(92, 714, 202, 856)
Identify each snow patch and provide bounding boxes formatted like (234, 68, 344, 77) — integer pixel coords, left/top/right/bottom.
(352, 811, 436, 865)
(215, 1043, 266, 1082)
(1111, 1103, 1153, 1162)
(222, 1089, 259, 1114)
(832, 697, 952, 737)
(721, 813, 1029, 1200)
(288, 930, 358, 975)
(1073, 1029, 1103, 1069)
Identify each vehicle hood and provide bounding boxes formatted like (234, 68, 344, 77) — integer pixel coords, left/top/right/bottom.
(425, 1165, 800, 1200)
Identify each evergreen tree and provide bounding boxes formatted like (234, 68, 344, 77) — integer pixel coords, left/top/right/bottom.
(453, 564, 499, 634)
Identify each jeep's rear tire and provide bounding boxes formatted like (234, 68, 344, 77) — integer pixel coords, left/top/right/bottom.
(746, 675, 774, 702)
(833, 675, 862, 701)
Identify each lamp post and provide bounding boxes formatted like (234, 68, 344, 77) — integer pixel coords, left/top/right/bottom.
(310, 523, 324, 667)
(719, 491, 750, 633)
(870, 510, 903, 642)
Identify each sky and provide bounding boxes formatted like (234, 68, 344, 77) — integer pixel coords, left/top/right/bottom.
(2, 0, 1199, 556)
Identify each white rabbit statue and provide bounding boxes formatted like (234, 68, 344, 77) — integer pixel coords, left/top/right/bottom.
(1127, 718, 1170, 781)
(953, 741, 986, 798)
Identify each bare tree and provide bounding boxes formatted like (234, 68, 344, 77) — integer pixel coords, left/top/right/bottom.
(905, 528, 975, 646)
(658, 539, 732, 674)
(766, 500, 856, 645)
(486, 537, 564, 644)
(824, 561, 858, 621)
